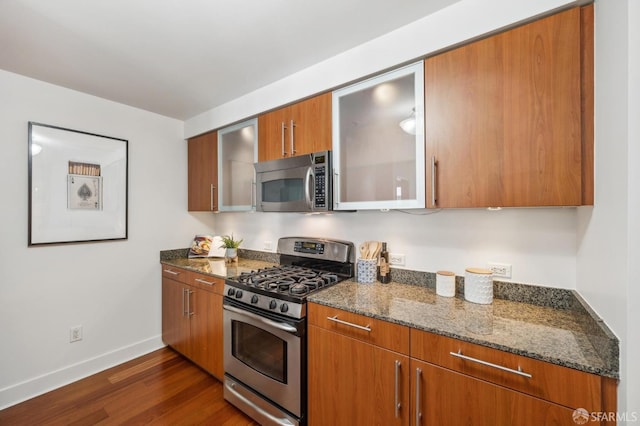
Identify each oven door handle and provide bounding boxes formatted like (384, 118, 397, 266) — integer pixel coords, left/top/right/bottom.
(223, 304, 298, 334)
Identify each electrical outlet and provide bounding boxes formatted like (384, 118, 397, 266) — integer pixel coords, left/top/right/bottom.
(70, 326, 83, 343)
(488, 262, 512, 279)
(263, 241, 272, 251)
(389, 253, 405, 266)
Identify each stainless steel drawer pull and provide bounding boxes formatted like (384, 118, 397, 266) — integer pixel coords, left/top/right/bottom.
(449, 350, 532, 378)
(225, 380, 295, 426)
(163, 269, 180, 275)
(326, 315, 372, 332)
(194, 278, 214, 286)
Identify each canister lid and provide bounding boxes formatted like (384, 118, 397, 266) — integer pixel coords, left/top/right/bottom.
(465, 268, 492, 275)
(436, 270, 455, 276)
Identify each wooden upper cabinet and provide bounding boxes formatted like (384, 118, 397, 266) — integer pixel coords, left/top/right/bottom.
(188, 131, 217, 211)
(290, 92, 332, 155)
(425, 6, 593, 208)
(258, 92, 332, 162)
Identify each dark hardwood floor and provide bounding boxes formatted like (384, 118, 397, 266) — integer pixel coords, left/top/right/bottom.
(0, 347, 259, 425)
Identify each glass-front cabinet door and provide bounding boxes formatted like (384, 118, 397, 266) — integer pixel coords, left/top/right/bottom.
(217, 118, 258, 211)
(332, 62, 425, 210)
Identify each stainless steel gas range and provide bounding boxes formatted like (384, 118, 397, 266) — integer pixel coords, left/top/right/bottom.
(223, 237, 355, 426)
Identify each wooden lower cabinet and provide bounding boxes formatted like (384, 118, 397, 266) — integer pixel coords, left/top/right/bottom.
(161, 267, 224, 379)
(308, 303, 616, 426)
(308, 325, 410, 426)
(411, 359, 576, 426)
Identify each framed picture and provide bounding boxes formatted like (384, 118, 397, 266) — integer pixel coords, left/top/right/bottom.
(28, 122, 128, 246)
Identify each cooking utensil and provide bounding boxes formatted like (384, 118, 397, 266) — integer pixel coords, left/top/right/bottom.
(359, 242, 369, 259)
(368, 241, 380, 259)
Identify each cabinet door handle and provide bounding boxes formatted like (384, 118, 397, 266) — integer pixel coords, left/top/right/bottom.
(394, 360, 401, 418)
(326, 315, 371, 332)
(251, 180, 256, 209)
(333, 170, 340, 208)
(163, 269, 180, 276)
(187, 289, 194, 317)
(431, 156, 437, 207)
(182, 288, 187, 317)
(281, 122, 288, 157)
(290, 119, 296, 155)
(449, 350, 532, 378)
(210, 184, 216, 211)
(194, 278, 214, 286)
(415, 368, 422, 425)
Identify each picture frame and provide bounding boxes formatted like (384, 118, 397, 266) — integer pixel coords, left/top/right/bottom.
(28, 122, 128, 246)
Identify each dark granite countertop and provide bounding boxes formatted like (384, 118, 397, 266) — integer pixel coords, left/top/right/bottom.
(159, 248, 618, 379)
(160, 248, 277, 279)
(308, 280, 619, 379)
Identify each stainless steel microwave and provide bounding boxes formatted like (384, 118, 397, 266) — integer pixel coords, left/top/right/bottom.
(254, 150, 332, 212)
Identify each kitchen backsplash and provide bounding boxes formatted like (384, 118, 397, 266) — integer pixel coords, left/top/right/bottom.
(202, 206, 579, 290)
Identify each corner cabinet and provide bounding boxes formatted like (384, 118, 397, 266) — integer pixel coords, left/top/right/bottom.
(257, 93, 332, 162)
(217, 118, 258, 211)
(161, 265, 224, 379)
(425, 5, 594, 208)
(332, 62, 426, 210)
(188, 131, 218, 211)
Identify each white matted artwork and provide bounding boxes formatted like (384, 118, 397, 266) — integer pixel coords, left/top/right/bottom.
(28, 122, 128, 245)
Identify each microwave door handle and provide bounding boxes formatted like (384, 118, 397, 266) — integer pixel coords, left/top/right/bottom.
(305, 167, 314, 210)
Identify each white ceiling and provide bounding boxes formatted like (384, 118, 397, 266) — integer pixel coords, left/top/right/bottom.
(0, 0, 460, 120)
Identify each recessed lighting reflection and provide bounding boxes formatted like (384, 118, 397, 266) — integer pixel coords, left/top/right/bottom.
(31, 143, 42, 156)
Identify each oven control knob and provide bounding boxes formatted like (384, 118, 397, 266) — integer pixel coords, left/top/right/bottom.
(227, 288, 235, 296)
(235, 290, 243, 299)
(269, 300, 277, 310)
(251, 295, 259, 304)
(280, 303, 289, 313)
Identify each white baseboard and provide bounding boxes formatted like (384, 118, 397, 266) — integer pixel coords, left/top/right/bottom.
(0, 335, 165, 410)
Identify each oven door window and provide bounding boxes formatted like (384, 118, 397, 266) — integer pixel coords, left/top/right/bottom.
(231, 320, 287, 383)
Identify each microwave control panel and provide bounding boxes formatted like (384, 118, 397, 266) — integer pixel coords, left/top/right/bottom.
(313, 153, 329, 209)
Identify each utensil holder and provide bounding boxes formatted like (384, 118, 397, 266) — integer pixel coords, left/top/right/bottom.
(357, 258, 377, 284)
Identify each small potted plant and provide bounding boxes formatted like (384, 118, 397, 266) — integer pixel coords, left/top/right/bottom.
(220, 234, 243, 263)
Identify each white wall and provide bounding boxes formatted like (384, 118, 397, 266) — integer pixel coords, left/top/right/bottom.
(575, 0, 638, 416)
(214, 208, 577, 288)
(626, 0, 640, 414)
(0, 69, 216, 408)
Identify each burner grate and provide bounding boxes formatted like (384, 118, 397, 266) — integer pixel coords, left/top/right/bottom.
(229, 265, 346, 297)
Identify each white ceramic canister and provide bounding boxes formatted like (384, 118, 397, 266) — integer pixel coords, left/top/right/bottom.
(464, 268, 493, 304)
(436, 270, 456, 297)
